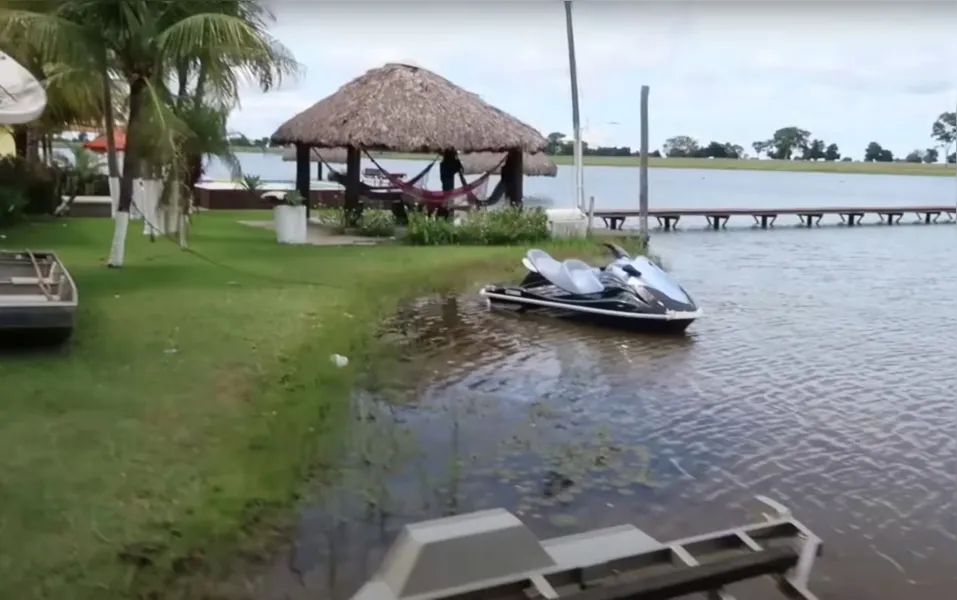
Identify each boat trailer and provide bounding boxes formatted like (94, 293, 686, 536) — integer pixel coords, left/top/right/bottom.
(351, 496, 822, 600)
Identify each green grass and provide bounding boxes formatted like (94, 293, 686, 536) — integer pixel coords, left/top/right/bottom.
(0, 213, 641, 599)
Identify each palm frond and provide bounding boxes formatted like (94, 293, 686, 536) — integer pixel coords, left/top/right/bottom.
(0, 7, 97, 69)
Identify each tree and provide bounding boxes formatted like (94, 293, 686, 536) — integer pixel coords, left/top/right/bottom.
(545, 131, 566, 154)
(948, 152, 956, 164)
(930, 111, 956, 146)
(801, 139, 826, 161)
(691, 141, 742, 159)
(824, 143, 840, 161)
(0, 6, 108, 164)
(864, 142, 893, 162)
(904, 149, 922, 163)
(751, 140, 771, 158)
(662, 135, 699, 158)
(755, 127, 811, 160)
(922, 148, 939, 164)
(2, 0, 298, 266)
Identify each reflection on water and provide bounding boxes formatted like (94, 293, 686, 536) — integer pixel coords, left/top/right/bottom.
(252, 225, 956, 600)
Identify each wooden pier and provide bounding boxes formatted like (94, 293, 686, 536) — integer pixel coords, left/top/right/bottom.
(595, 205, 957, 231)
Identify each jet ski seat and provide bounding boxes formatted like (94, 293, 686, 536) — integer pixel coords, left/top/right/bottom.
(525, 250, 605, 295)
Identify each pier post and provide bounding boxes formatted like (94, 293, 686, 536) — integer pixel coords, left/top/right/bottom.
(638, 85, 650, 244)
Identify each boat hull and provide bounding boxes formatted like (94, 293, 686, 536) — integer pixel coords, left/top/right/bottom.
(481, 289, 698, 334)
(0, 250, 77, 348)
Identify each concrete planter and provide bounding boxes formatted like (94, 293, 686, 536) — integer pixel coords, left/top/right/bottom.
(273, 204, 307, 244)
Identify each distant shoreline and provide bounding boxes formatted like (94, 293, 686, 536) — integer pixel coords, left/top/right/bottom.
(234, 145, 957, 177)
(52, 141, 955, 177)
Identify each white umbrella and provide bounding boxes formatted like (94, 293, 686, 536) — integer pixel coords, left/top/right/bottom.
(0, 51, 47, 125)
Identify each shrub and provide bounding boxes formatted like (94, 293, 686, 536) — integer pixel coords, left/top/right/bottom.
(0, 185, 28, 228)
(0, 156, 60, 216)
(312, 207, 396, 238)
(356, 209, 396, 238)
(403, 206, 551, 246)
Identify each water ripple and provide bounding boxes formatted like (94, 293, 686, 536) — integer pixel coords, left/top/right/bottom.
(256, 226, 957, 600)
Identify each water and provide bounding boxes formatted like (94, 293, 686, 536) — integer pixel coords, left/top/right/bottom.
(237, 223, 956, 600)
(211, 152, 955, 219)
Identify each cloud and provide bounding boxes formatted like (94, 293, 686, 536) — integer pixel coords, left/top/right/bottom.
(233, 1, 957, 157)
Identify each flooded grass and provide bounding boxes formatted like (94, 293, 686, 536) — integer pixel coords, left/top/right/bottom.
(234, 294, 674, 600)
(248, 222, 957, 600)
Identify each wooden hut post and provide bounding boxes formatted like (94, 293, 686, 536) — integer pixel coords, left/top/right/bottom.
(504, 149, 524, 207)
(316, 160, 323, 182)
(295, 143, 311, 218)
(344, 145, 362, 225)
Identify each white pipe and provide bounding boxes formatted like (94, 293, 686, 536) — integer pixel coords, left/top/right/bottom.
(586, 195, 596, 235)
(639, 85, 650, 241)
(564, 1, 585, 213)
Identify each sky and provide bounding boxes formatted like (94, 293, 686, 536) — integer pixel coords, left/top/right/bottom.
(231, 1, 957, 159)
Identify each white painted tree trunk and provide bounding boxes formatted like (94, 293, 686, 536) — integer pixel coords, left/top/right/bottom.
(107, 211, 130, 267)
(106, 176, 129, 267)
(179, 210, 188, 249)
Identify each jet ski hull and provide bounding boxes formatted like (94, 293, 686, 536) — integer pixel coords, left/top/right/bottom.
(480, 285, 700, 334)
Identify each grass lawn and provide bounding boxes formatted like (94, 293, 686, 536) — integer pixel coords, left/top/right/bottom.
(0, 213, 632, 599)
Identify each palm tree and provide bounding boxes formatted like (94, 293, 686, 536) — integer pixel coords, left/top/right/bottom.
(0, 0, 299, 265)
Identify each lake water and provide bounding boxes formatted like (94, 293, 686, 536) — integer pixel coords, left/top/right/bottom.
(232, 211, 957, 599)
(213, 152, 956, 227)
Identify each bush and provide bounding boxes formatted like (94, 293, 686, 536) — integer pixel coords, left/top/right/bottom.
(312, 207, 396, 238)
(403, 206, 551, 246)
(0, 156, 60, 216)
(0, 185, 28, 228)
(356, 209, 396, 238)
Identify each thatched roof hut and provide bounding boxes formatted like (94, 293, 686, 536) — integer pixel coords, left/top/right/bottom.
(270, 63, 546, 154)
(280, 146, 557, 178)
(459, 152, 557, 177)
(280, 146, 348, 164)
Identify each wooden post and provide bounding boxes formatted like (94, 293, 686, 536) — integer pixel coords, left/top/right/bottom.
(639, 85, 650, 243)
(295, 143, 311, 218)
(345, 145, 361, 225)
(586, 195, 596, 235)
(316, 159, 323, 182)
(504, 149, 524, 207)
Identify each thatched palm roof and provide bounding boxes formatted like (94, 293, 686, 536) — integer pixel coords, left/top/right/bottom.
(459, 152, 557, 177)
(280, 146, 557, 178)
(270, 62, 547, 154)
(280, 146, 348, 163)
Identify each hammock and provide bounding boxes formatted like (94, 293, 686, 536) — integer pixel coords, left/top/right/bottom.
(322, 156, 436, 191)
(364, 151, 505, 207)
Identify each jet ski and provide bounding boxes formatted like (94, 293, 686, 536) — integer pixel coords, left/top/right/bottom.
(479, 243, 701, 333)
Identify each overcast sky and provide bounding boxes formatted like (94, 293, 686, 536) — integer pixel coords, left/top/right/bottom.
(232, 1, 957, 158)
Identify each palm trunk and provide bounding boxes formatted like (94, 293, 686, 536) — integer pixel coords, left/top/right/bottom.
(102, 62, 120, 180)
(107, 77, 145, 268)
(12, 126, 26, 158)
(24, 128, 40, 163)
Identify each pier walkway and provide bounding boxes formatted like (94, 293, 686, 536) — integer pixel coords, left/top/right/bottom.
(594, 205, 956, 230)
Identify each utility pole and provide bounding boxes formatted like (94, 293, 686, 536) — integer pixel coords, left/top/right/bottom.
(564, 0, 584, 213)
(639, 85, 650, 243)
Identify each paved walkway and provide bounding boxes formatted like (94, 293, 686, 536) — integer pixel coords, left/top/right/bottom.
(237, 220, 385, 246)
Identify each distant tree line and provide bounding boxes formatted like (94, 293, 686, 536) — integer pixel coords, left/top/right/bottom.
(542, 110, 957, 164)
(227, 134, 271, 147)
(220, 110, 957, 165)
